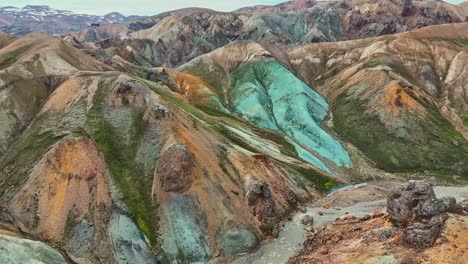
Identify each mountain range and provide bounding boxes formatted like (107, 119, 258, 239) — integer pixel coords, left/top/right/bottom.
(0, 5, 144, 36)
(67, 0, 468, 68)
(0, 0, 467, 263)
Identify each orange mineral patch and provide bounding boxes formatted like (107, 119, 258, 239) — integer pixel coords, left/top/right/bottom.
(9, 137, 111, 242)
(372, 82, 427, 117)
(157, 67, 222, 102)
(176, 72, 220, 96)
(422, 215, 468, 264)
(288, 214, 468, 264)
(41, 78, 81, 112)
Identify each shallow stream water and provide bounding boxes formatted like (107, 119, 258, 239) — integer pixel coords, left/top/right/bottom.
(232, 185, 468, 264)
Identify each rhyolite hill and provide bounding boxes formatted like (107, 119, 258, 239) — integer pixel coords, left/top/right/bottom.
(0, 0, 467, 263)
(70, 0, 468, 67)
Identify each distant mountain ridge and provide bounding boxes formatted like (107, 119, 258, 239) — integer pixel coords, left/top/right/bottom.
(69, 0, 468, 69)
(235, 0, 321, 13)
(0, 5, 144, 36)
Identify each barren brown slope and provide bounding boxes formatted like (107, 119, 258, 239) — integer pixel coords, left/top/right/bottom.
(0, 33, 112, 159)
(236, 0, 319, 13)
(0, 33, 16, 50)
(66, 23, 128, 43)
(461, 2, 468, 14)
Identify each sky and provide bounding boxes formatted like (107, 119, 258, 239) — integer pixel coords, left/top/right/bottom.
(0, 0, 465, 16)
(0, 0, 285, 16)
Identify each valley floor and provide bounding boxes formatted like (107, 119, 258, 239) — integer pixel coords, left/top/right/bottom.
(228, 182, 468, 264)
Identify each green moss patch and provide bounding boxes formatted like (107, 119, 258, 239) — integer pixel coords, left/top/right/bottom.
(0, 113, 65, 202)
(463, 113, 468, 129)
(364, 59, 416, 84)
(85, 80, 159, 250)
(179, 59, 227, 95)
(0, 45, 31, 70)
(290, 165, 338, 192)
(333, 89, 468, 179)
(429, 38, 468, 51)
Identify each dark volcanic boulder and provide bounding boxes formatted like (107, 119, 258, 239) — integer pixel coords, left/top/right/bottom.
(403, 215, 446, 247)
(439, 197, 465, 214)
(246, 180, 272, 205)
(301, 215, 314, 226)
(401, 0, 415, 17)
(156, 143, 195, 193)
(246, 180, 277, 220)
(245, 180, 278, 235)
(387, 181, 440, 226)
(387, 181, 465, 248)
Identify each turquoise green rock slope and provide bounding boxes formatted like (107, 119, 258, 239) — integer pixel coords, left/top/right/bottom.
(231, 60, 351, 173)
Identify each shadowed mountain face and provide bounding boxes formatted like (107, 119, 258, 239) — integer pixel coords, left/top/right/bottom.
(0, 0, 467, 263)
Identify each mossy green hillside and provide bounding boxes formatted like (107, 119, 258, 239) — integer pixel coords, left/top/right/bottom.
(429, 38, 468, 51)
(364, 58, 417, 85)
(0, 113, 65, 202)
(333, 87, 468, 179)
(85, 80, 159, 249)
(290, 165, 338, 192)
(178, 59, 228, 97)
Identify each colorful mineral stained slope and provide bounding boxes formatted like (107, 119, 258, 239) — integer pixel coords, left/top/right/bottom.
(231, 60, 351, 172)
(160, 195, 210, 263)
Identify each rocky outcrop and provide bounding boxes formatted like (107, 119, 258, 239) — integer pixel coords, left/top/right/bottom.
(301, 215, 314, 226)
(216, 219, 258, 256)
(387, 181, 437, 226)
(245, 180, 280, 236)
(289, 182, 468, 264)
(246, 180, 277, 221)
(289, 212, 468, 264)
(402, 214, 446, 247)
(402, 0, 415, 17)
(156, 143, 195, 193)
(387, 181, 463, 226)
(0, 234, 67, 264)
(387, 181, 465, 247)
(108, 213, 157, 264)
